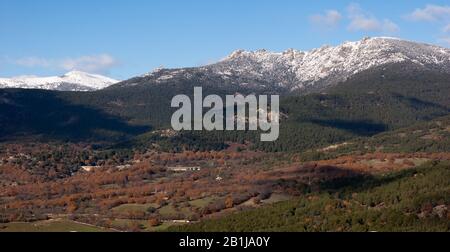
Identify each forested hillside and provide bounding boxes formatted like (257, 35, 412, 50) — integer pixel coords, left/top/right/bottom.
(296, 114, 450, 162)
(171, 161, 450, 232)
(1, 64, 449, 154)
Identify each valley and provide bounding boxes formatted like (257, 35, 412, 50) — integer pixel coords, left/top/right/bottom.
(0, 37, 449, 232)
(0, 128, 449, 232)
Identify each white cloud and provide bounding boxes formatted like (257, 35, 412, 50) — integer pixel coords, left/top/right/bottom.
(407, 4, 450, 22)
(405, 5, 450, 46)
(438, 37, 450, 46)
(443, 24, 450, 33)
(382, 19, 400, 33)
(61, 54, 118, 73)
(348, 16, 380, 31)
(310, 10, 342, 28)
(347, 3, 377, 31)
(11, 54, 118, 74)
(14, 57, 51, 68)
(347, 3, 399, 34)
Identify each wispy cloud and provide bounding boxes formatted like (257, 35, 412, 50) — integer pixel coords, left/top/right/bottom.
(405, 4, 450, 46)
(310, 10, 342, 28)
(60, 54, 118, 73)
(382, 19, 400, 34)
(443, 24, 450, 33)
(438, 37, 450, 46)
(11, 54, 119, 74)
(406, 4, 450, 22)
(14, 57, 52, 68)
(347, 3, 399, 33)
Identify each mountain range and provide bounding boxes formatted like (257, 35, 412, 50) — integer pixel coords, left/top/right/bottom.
(0, 71, 119, 91)
(0, 37, 449, 148)
(2, 37, 449, 94)
(115, 37, 450, 93)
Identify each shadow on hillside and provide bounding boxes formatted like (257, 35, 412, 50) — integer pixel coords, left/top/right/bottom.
(393, 93, 450, 115)
(309, 119, 387, 136)
(318, 166, 418, 193)
(254, 163, 420, 195)
(0, 89, 151, 142)
(254, 165, 369, 194)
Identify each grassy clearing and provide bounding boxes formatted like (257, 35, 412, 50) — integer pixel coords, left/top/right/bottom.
(111, 203, 159, 214)
(261, 193, 293, 204)
(0, 219, 107, 232)
(189, 196, 219, 208)
(358, 158, 430, 167)
(111, 218, 178, 232)
(158, 204, 195, 219)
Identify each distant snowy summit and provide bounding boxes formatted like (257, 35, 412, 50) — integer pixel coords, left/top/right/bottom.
(131, 37, 450, 92)
(0, 71, 119, 91)
(4, 37, 450, 92)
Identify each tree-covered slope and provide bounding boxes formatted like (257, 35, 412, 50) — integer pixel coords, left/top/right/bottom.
(0, 63, 449, 151)
(298, 114, 450, 162)
(170, 161, 450, 232)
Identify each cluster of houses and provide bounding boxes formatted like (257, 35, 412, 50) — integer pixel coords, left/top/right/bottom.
(166, 166, 201, 172)
(80, 165, 100, 172)
(80, 163, 225, 182)
(167, 166, 224, 181)
(79, 164, 133, 172)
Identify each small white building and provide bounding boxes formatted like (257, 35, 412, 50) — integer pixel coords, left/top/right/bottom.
(116, 164, 132, 170)
(167, 166, 201, 172)
(172, 220, 191, 223)
(80, 166, 101, 172)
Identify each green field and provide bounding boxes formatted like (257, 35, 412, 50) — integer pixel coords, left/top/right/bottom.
(0, 219, 108, 232)
(111, 218, 178, 232)
(189, 196, 219, 208)
(158, 204, 194, 219)
(112, 203, 160, 214)
(261, 193, 293, 204)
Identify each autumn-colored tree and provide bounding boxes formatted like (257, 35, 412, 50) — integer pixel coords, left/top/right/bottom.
(225, 196, 234, 209)
(403, 159, 415, 166)
(67, 202, 78, 213)
(148, 218, 161, 227)
(129, 222, 143, 232)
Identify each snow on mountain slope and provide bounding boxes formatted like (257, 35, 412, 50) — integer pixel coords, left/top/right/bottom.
(136, 37, 450, 91)
(0, 71, 119, 91)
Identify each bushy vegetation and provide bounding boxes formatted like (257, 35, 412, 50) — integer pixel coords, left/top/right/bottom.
(171, 161, 450, 232)
(297, 115, 450, 162)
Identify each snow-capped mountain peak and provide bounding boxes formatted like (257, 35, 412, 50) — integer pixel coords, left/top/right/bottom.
(115, 37, 450, 92)
(0, 71, 119, 91)
(206, 37, 450, 90)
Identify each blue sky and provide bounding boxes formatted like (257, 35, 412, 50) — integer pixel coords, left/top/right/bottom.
(1, 0, 450, 79)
